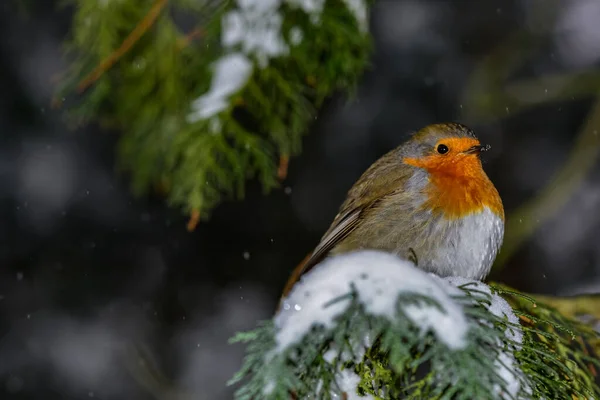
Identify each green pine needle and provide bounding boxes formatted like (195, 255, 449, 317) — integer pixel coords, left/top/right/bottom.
(229, 282, 600, 399)
(58, 0, 373, 220)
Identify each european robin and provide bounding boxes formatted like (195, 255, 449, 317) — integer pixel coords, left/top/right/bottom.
(281, 122, 504, 299)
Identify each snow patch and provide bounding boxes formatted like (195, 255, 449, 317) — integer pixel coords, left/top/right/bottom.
(188, 0, 287, 122)
(222, 0, 288, 66)
(263, 379, 275, 395)
(445, 276, 527, 398)
(342, 0, 369, 32)
(275, 251, 469, 352)
(289, 27, 304, 45)
(446, 277, 523, 345)
(188, 53, 252, 121)
(334, 368, 374, 399)
(287, 0, 326, 15)
(188, 0, 370, 122)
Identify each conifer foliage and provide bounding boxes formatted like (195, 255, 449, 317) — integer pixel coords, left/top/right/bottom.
(59, 0, 372, 223)
(230, 251, 600, 399)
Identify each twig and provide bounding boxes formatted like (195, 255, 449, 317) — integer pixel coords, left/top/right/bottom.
(575, 336, 598, 377)
(187, 209, 200, 232)
(77, 0, 169, 93)
(278, 154, 290, 181)
(519, 315, 533, 325)
(176, 27, 205, 49)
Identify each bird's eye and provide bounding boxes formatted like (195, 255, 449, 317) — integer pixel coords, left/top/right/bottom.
(437, 144, 449, 154)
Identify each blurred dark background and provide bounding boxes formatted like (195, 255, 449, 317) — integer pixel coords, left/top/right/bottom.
(1, 0, 600, 399)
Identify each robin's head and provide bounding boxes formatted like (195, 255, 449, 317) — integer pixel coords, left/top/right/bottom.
(402, 123, 491, 179)
(399, 123, 503, 220)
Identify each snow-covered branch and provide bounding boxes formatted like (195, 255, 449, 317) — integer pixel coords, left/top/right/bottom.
(61, 0, 372, 220)
(230, 250, 600, 399)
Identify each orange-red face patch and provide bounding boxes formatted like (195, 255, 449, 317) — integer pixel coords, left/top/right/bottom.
(403, 137, 504, 220)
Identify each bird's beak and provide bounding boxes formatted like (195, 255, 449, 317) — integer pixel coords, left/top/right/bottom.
(464, 144, 491, 154)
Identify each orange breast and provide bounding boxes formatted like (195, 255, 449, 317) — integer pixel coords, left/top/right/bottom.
(425, 171, 504, 220)
(404, 154, 504, 220)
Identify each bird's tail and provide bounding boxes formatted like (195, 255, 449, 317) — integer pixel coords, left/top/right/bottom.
(277, 252, 312, 311)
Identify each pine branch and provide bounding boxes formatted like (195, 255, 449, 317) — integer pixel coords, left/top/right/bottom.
(77, 0, 169, 93)
(231, 252, 600, 399)
(59, 0, 373, 222)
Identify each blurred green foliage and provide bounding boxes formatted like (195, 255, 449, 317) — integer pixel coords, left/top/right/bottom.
(58, 0, 372, 223)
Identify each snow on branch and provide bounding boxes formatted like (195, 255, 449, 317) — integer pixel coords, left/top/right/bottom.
(276, 251, 470, 351)
(61, 0, 372, 220)
(229, 250, 587, 399)
(188, 0, 370, 123)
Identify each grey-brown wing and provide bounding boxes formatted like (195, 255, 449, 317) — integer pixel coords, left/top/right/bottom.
(296, 207, 364, 277)
(293, 148, 416, 279)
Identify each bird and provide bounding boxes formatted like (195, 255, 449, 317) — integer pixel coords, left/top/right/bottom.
(280, 122, 504, 300)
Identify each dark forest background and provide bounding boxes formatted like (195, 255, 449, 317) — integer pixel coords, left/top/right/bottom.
(1, 0, 599, 399)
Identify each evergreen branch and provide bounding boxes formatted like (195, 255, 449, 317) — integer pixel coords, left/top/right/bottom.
(235, 253, 536, 399)
(522, 293, 600, 321)
(60, 0, 372, 221)
(494, 283, 600, 390)
(232, 253, 600, 399)
(76, 0, 169, 93)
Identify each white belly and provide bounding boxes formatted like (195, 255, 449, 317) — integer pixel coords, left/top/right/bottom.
(424, 207, 504, 280)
